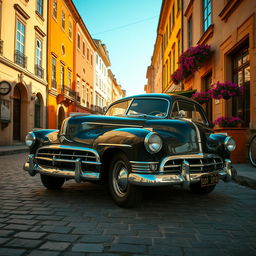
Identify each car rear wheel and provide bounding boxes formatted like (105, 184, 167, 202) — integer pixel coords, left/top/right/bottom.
(108, 152, 142, 208)
(190, 183, 216, 195)
(40, 174, 65, 189)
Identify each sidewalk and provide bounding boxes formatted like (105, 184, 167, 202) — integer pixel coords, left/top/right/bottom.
(0, 145, 255, 189)
(0, 144, 28, 155)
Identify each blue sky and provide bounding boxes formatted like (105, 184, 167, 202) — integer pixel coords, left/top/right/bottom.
(73, 0, 162, 96)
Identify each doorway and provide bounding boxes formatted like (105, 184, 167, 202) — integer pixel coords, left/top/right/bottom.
(13, 86, 21, 141)
(58, 106, 65, 129)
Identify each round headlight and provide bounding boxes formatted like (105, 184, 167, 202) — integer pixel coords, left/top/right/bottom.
(224, 136, 236, 152)
(144, 132, 163, 154)
(25, 132, 36, 147)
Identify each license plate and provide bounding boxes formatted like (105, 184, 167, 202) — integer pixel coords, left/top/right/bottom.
(200, 173, 219, 187)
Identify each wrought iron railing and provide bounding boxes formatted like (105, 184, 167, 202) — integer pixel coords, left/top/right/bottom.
(35, 64, 44, 78)
(14, 50, 27, 68)
(62, 86, 76, 100)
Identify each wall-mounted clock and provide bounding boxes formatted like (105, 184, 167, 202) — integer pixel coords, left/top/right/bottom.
(0, 81, 12, 96)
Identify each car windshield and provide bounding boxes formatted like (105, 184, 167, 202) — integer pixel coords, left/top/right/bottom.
(171, 100, 208, 125)
(127, 98, 169, 117)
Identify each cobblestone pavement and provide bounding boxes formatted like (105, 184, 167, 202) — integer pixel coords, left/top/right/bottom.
(0, 153, 256, 256)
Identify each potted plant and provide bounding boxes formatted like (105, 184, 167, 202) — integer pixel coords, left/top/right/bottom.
(192, 91, 212, 104)
(213, 116, 246, 163)
(211, 81, 243, 100)
(171, 44, 212, 84)
(213, 116, 243, 128)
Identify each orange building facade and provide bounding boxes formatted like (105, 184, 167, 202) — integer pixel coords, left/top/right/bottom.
(74, 14, 96, 114)
(47, 0, 77, 129)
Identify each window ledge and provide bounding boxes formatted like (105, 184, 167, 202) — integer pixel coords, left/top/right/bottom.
(219, 0, 242, 22)
(35, 10, 44, 21)
(197, 24, 214, 45)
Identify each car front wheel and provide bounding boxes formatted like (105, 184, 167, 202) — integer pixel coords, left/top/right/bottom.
(108, 153, 142, 208)
(40, 174, 65, 189)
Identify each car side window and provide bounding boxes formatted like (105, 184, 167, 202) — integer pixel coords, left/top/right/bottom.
(105, 100, 131, 116)
(171, 100, 207, 125)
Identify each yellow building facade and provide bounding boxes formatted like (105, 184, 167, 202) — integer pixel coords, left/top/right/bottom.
(0, 0, 48, 145)
(160, 0, 182, 93)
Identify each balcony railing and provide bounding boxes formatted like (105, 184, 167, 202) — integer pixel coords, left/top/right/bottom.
(0, 40, 3, 55)
(76, 94, 81, 103)
(62, 86, 76, 100)
(14, 50, 27, 68)
(35, 64, 44, 78)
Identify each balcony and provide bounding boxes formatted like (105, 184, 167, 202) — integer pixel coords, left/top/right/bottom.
(14, 50, 27, 68)
(35, 64, 44, 78)
(0, 40, 3, 55)
(62, 86, 76, 100)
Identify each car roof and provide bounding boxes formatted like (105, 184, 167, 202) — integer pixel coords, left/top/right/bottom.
(114, 93, 197, 104)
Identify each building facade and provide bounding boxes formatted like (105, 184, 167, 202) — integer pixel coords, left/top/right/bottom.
(0, 0, 48, 145)
(182, 0, 256, 137)
(94, 39, 111, 113)
(74, 14, 96, 114)
(47, 0, 77, 129)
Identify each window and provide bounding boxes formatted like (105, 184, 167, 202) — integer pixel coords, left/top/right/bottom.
(171, 100, 207, 125)
(36, 0, 43, 17)
(169, 13, 172, 35)
(53, 0, 57, 18)
(77, 77, 80, 92)
(96, 54, 98, 64)
(178, 39, 181, 56)
(169, 53, 172, 79)
(35, 39, 43, 78)
(82, 81, 85, 103)
(35, 39, 42, 66)
(82, 41, 85, 55)
(51, 57, 56, 88)
(61, 10, 65, 29)
(60, 65, 64, 87)
(34, 95, 41, 128)
(188, 16, 192, 48)
(105, 100, 131, 116)
(232, 45, 250, 126)
(77, 33, 80, 49)
(203, 0, 211, 32)
(68, 21, 72, 39)
(68, 70, 72, 87)
(173, 47, 175, 73)
(172, 4, 175, 27)
(15, 19, 26, 67)
(86, 88, 89, 106)
(127, 99, 169, 117)
(203, 72, 212, 121)
(91, 54, 93, 65)
(87, 48, 89, 60)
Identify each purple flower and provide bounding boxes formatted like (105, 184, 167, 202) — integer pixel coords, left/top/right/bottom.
(213, 116, 243, 127)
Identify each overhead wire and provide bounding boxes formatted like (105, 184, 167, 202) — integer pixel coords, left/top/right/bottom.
(92, 15, 159, 35)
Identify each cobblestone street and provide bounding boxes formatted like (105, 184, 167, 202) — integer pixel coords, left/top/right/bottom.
(0, 153, 256, 256)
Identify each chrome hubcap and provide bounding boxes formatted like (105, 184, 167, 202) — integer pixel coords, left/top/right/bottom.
(113, 161, 129, 197)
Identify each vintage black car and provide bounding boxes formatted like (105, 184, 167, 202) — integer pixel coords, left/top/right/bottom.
(24, 93, 236, 207)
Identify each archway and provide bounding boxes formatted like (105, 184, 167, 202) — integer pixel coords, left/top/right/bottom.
(57, 106, 65, 130)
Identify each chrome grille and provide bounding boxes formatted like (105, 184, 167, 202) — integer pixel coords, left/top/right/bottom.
(35, 145, 101, 172)
(161, 155, 223, 174)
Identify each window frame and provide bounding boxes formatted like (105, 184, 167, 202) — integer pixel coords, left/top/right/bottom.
(202, 0, 212, 33)
(36, 0, 43, 18)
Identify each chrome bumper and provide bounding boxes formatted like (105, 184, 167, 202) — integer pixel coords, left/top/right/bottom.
(23, 154, 101, 182)
(128, 159, 235, 187)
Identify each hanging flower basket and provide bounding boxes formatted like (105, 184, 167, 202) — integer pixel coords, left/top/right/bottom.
(192, 91, 212, 104)
(171, 44, 212, 84)
(211, 81, 243, 100)
(213, 116, 243, 128)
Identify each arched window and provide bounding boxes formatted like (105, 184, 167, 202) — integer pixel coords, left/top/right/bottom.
(34, 94, 41, 128)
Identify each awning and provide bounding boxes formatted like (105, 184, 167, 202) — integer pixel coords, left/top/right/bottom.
(168, 89, 197, 98)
